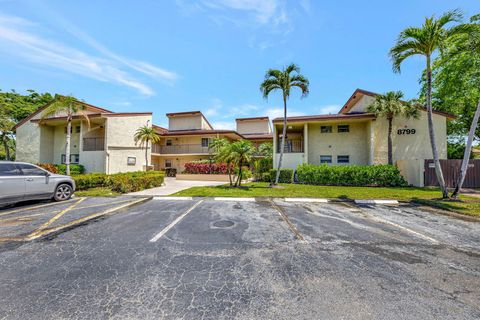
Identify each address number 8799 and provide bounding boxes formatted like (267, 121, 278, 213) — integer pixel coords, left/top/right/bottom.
(397, 128, 416, 135)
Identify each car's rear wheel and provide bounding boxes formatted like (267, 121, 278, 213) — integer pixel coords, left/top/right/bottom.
(54, 184, 73, 201)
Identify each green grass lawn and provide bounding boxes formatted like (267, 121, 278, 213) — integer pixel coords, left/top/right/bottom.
(172, 182, 480, 217)
(75, 187, 121, 197)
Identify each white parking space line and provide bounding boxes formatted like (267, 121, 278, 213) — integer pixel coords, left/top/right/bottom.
(284, 198, 329, 203)
(153, 197, 193, 201)
(213, 197, 256, 202)
(367, 215, 439, 244)
(149, 199, 205, 243)
(355, 200, 399, 205)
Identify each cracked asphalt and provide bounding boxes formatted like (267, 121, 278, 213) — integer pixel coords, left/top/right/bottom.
(0, 198, 479, 319)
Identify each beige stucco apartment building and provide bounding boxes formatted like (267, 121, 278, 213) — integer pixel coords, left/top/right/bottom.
(272, 89, 453, 186)
(14, 88, 452, 186)
(13, 106, 272, 174)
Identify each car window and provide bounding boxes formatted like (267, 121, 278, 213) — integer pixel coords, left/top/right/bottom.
(0, 163, 22, 176)
(16, 163, 47, 176)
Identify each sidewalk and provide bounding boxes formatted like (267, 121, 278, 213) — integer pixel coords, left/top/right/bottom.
(128, 177, 226, 196)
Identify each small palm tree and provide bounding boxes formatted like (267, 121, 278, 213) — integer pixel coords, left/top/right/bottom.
(367, 91, 419, 165)
(41, 95, 89, 175)
(389, 9, 470, 198)
(260, 63, 309, 185)
(0, 110, 15, 160)
(134, 125, 160, 170)
(209, 138, 235, 186)
(230, 140, 255, 187)
(257, 142, 273, 159)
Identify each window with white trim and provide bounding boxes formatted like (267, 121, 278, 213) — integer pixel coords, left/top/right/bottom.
(201, 138, 210, 148)
(165, 159, 172, 168)
(337, 155, 350, 164)
(320, 126, 332, 133)
(320, 155, 332, 164)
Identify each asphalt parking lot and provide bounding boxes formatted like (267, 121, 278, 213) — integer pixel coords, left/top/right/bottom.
(0, 197, 479, 319)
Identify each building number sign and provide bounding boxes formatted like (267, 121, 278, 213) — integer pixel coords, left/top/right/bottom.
(397, 128, 416, 135)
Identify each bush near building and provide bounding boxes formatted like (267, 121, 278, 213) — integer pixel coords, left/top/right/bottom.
(296, 164, 407, 187)
(37, 163, 85, 175)
(269, 169, 294, 183)
(183, 162, 233, 174)
(73, 171, 165, 193)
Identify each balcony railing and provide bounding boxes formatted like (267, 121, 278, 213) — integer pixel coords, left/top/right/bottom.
(152, 144, 210, 154)
(83, 138, 105, 151)
(276, 140, 304, 153)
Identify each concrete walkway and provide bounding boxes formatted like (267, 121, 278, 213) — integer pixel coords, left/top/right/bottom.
(128, 177, 226, 196)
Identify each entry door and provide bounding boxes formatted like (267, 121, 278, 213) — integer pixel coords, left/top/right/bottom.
(0, 163, 25, 204)
(16, 163, 55, 198)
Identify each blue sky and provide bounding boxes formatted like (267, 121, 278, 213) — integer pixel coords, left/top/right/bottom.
(0, 0, 478, 129)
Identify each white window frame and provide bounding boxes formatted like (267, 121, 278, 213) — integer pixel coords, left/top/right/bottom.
(320, 155, 332, 164)
(165, 159, 172, 168)
(337, 155, 350, 164)
(320, 125, 332, 133)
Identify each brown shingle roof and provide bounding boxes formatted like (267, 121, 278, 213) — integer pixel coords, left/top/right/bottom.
(272, 113, 376, 123)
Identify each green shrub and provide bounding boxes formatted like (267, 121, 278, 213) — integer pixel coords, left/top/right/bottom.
(56, 164, 85, 175)
(105, 171, 164, 193)
(73, 171, 165, 192)
(253, 158, 273, 181)
(296, 164, 407, 187)
(73, 173, 108, 190)
(269, 169, 294, 184)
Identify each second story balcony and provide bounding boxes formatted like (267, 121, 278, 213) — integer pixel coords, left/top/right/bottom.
(152, 144, 211, 155)
(276, 140, 304, 153)
(83, 137, 105, 151)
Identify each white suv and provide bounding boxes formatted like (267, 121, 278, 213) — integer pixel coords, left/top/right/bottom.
(0, 161, 76, 206)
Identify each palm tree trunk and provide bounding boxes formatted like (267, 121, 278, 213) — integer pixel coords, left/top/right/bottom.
(2, 136, 10, 161)
(387, 117, 393, 165)
(65, 118, 71, 176)
(452, 100, 480, 198)
(426, 55, 448, 198)
(145, 140, 149, 169)
(275, 94, 288, 185)
(236, 160, 243, 187)
(228, 163, 233, 186)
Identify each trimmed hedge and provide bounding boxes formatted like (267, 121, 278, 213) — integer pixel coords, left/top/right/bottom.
(296, 164, 407, 187)
(37, 163, 85, 175)
(253, 158, 273, 181)
(183, 162, 233, 174)
(73, 171, 165, 193)
(269, 169, 294, 184)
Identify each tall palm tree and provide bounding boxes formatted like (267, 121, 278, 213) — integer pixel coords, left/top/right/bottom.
(367, 91, 419, 165)
(260, 63, 309, 185)
(451, 18, 480, 198)
(452, 100, 480, 198)
(390, 9, 469, 198)
(41, 95, 89, 175)
(209, 138, 235, 186)
(230, 140, 255, 187)
(134, 125, 160, 170)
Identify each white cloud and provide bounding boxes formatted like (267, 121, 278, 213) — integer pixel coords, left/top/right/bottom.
(211, 121, 235, 130)
(0, 12, 178, 95)
(265, 108, 305, 120)
(204, 98, 223, 116)
(228, 103, 259, 116)
(318, 105, 341, 115)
